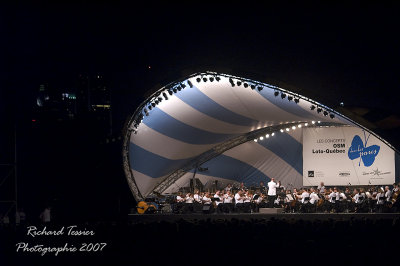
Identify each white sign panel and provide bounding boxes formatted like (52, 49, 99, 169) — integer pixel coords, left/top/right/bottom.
(303, 126, 395, 186)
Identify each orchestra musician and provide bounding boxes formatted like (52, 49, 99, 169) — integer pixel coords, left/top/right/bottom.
(223, 190, 234, 213)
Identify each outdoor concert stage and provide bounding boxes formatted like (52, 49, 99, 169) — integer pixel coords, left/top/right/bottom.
(128, 212, 400, 223)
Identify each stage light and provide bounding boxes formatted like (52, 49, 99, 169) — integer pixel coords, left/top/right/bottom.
(260, 136, 264, 140)
(281, 93, 286, 99)
(216, 76, 221, 81)
(330, 113, 335, 119)
(148, 105, 152, 110)
(237, 81, 242, 86)
(292, 126, 296, 130)
(294, 98, 300, 104)
(312, 121, 315, 124)
(266, 134, 270, 138)
(203, 77, 207, 82)
(258, 86, 263, 91)
(154, 100, 159, 104)
(144, 109, 149, 116)
(158, 97, 163, 102)
(243, 83, 248, 88)
(274, 91, 279, 97)
(317, 107, 322, 113)
(323, 110, 328, 116)
(173, 88, 177, 93)
(280, 129, 284, 132)
(254, 139, 258, 142)
(340, 102, 344, 106)
(187, 80, 193, 88)
(209, 77, 214, 82)
(177, 86, 182, 91)
(286, 128, 290, 131)
(288, 95, 293, 101)
(162, 92, 168, 100)
(304, 123, 308, 126)
(317, 121, 321, 123)
(168, 90, 173, 95)
(151, 102, 156, 107)
(181, 83, 186, 88)
(196, 77, 201, 83)
(310, 105, 316, 110)
(271, 132, 275, 136)
(298, 124, 302, 128)
(251, 84, 255, 90)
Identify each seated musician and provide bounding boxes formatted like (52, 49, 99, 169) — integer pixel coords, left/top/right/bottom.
(384, 186, 392, 203)
(239, 182, 247, 192)
(259, 181, 267, 194)
(254, 192, 265, 212)
(243, 190, 252, 213)
(225, 183, 233, 193)
(193, 190, 202, 204)
(352, 189, 366, 212)
(214, 190, 223, 213)
(183, 192, 194, 213)
(328, 187, 339, 213)
(317, 182, 326, 195)
(176, 192, 185, 203)
(309, 187, 320, 205)
(174, 192, 185, 214)
(292, 188, 302, 212)
(222, 191, 234, 213)
(284, 190, 295, 212)
(376, 188, 385, 212)
(202, 192, 212, 205)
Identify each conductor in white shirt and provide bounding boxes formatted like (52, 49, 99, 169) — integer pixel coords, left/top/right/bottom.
(267, 178, 279, 208)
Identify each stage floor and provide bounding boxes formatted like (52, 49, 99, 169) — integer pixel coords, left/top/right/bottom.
(128, 212, 400, 223)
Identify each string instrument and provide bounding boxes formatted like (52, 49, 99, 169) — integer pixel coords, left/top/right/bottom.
(391, 190, 400, 204)
(136, 201, 157, 214)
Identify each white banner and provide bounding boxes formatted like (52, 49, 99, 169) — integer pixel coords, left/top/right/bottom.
(303, 126, 395, 186)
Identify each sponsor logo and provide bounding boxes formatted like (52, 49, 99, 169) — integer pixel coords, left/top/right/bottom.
(348, 131, 380, 167)
(308, 171, 314, 177)
(362, 168, 391, 177)
(338, 171, 350, 177)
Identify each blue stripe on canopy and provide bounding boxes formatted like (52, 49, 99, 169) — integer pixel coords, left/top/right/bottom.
(256, 132, 303, 175)
(176, 85, 258, 127)
(258, 89, 320, 121)
(129, 143, 192, 178)
(143, 107, 237, 145)
(190, 154, 271, 186)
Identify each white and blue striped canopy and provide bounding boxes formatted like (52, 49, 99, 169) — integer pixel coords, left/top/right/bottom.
(123, 72, 391, 200)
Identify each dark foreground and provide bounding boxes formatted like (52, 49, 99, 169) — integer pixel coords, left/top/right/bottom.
(2, 213, 400, 265)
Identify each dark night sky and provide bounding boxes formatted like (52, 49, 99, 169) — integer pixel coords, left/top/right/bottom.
(1, 2, 400, 221)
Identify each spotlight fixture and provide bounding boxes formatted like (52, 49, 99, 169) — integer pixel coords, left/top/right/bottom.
(154, 100, 159, 105)
(254, 139, 258, 142)
(158, 97, 163, 102)
(329, 113, 335, 119)
(271, 133, 275, 136)
(323, 110, 328, 116)
(266, 134, 270, 138)
(203, 77, 207, 82)
(312, 121, 316, 124)
(274, 91, 279, 97)
(173, 88, 177, 93)
(294, 98, 300, 104)
(243, 83, 248, 88)
(286, 128, 290, 131)
(151, 102, 156, 107)
(144, 110, 149, 116)
(237, 81, 242, 86)
(229, 78, 235, 87)
(310, 105, 316, 110)
(280, 129, 284, 132)
(215, 76, 221, 82)
(258, 86, 263, 91)
(148, 105, 152, 110)
(162, 92, 168, 100)
(317, 121, 321, 123)
(177, 86, 182, 91)
(292, 126, 296, 130)
(187, 80, 193, 88)
(250, 84, 255, 90)
(281, 93, 286, 99)
(304, 123, 308, 126)
(181, 83, 186, 88)
(317, 107, 322, 113)
(288, 95, 293, 101)
(196, 77, 201, 83)
(298, 124, 302, 128)
(209, 77, 214, 82)
(168, 90, 173, 96)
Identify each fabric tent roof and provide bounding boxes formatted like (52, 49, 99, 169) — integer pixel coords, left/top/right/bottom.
(123, 72, 397, 201)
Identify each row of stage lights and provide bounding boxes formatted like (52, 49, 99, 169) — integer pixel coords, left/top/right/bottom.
(253, 121, 321, 142)
(310, 104, 335, 119)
